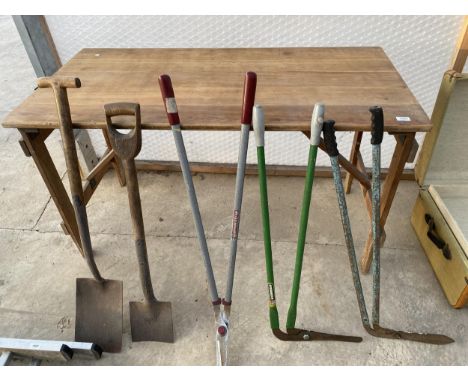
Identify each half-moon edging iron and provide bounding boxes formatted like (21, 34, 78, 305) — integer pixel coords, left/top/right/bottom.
(252, 104, 362, 343)
(322, 112, 454, 345)
(37, 77, 123, 353)
(105, 102, 174, 344)
(158, 73, 257, 364)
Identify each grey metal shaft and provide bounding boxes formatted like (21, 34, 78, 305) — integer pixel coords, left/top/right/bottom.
(171, 124, 219, 302)
(330, 156, 370, 327)
(123, 159, 157, 303)
(371, 144, 381, 326)
(224, 124, 250, 303)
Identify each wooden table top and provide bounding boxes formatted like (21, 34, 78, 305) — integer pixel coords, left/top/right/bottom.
(2, 48, 431, 133)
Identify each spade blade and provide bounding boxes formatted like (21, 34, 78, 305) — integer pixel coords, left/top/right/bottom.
(129, 300, 174, 343)
(75, 278, 123, 353)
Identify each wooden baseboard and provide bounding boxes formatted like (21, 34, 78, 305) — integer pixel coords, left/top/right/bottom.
(134, 160, 415, 180)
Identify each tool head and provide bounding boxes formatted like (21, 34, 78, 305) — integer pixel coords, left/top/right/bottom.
(241, 72, 257, 125)
(215, 306, 230, 366)
(271, 328, 362, 342)
(365, 324, 454, 345)
(75, 278, 123, 353)
(129, 300, 174, 343)
(252, 104, 265, 147)
(104, 102, 142, 161)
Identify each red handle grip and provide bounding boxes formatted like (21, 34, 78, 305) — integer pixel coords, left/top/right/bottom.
(158, 74, 180, 125)
(241, 72, 257, 124)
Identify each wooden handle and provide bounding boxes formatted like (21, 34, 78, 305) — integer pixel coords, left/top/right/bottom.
(158, 74, 180, 125)
(241, 72, 257, 125)
(37, 76, 81, 89)
(105, 102, 140, 118)
(104, 102, 142, 161)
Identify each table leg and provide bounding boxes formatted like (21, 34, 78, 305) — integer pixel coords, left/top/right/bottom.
(344, 131, 363, 194)
(18, 128, 83, 254)
(359, 132, 416, 273)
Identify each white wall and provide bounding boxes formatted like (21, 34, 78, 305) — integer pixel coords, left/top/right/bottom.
(46, 15, 466, 168)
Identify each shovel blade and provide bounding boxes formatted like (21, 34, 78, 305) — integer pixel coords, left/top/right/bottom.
(75, 278, 123, 353)
(130, 300, 174, 343)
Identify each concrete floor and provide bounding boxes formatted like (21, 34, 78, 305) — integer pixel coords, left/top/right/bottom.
(0, 16, 467, 365)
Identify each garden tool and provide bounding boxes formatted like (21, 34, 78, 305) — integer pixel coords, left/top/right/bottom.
(105, 102, 174, 343)
(158, 73, 257, 364)
(323, 112, 453, 345)
(37, 77, 123, 353)
(253, 104, 361, 343)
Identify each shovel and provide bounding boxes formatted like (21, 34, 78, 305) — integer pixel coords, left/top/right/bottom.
(104, 102, 174, 343)
(323, 114, 453, 345)
(37, 77, 123, 353)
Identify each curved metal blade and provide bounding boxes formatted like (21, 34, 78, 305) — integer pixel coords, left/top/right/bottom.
(365, 324, 454, 345)
(272, 328, 362, 342)
(215, 309, 229, 366)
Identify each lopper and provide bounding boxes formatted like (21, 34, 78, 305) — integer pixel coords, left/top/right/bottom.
(158, 72, 257, 364)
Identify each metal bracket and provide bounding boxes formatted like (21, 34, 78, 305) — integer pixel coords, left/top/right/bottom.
(74, 129, 99, 179)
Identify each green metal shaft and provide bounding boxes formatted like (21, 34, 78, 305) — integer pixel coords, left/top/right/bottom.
(286, 145, 318, 329)
(256, 146, 280, 330)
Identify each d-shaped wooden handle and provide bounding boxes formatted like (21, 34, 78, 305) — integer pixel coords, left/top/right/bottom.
(104, 102, 142, 161)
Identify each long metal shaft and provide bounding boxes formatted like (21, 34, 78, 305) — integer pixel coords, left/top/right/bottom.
(330, 155, 371, 327)
(123, 159, 157, 303)
(224, 124, 250, 303)
(256, 146, 280, 330)
(286, 145, 318, 329)
(371, 144, 381, 326)
(171, 124, 219, 303)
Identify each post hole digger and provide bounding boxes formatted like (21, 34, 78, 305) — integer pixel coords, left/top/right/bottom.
(158, 72, 257, 365)
(323, 108, 453, 345)
(105, 102, 174, 343)
(37, 77, 123, 353)
(252, 104, 362, 343)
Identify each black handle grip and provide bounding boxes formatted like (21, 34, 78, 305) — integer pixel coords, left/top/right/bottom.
(322, 120, 338, 157)
(425, 214, 451, 260)
(369, 106, 384, 145)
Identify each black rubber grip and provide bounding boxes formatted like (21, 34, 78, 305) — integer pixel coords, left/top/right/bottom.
(322, 120, 338, 157)
(369, 106, 384, 145)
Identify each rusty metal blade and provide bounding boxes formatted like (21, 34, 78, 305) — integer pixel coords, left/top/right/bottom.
(129, 300, 174, 343)
(75, 278, 123, 353)
(365, 324, 454, 345)
(272, 328, 362, 342)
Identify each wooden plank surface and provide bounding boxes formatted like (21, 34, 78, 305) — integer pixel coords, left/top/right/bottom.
(2, 48, 431, 133)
